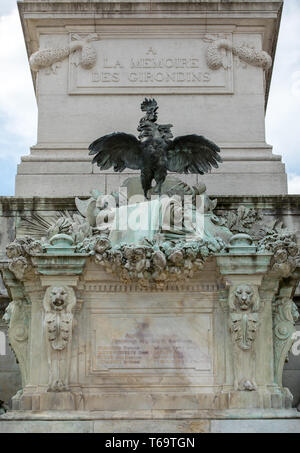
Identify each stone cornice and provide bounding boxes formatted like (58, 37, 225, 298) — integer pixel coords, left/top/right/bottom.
(1, 195, 300, 214)
(19, 0, 283, 11)
(18, 1, 283, 24)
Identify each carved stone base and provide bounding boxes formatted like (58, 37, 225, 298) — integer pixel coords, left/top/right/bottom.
(219, 389, 293, 410)
(1, 410, 300, 433)
(2, 185, 300, 420)
(9, 388, 293, 412)
(12, 392, 76, 412)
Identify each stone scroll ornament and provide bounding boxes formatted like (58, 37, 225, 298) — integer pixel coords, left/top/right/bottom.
(203, 36, 272, 71)
(229, 284, 260, 392)
(29, 33, 99, 73)
(3, 298, 30, 389)
(273, 296, 299, 387)
(43, 286, 76, 392)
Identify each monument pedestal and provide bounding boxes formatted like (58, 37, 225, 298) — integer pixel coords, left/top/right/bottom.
(1, 190, 299, 427)
(1, 0, 299, 434)
(1, 410, 300, 433)
(0, 187, 300, 432)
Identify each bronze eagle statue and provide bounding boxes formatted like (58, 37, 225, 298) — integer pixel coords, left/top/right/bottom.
(89, 98, 222, 199)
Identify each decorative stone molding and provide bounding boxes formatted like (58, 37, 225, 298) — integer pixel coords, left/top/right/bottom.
(273, 295, 299, 388)
(258, 232, 298, 278)
(2, 294, 30, 389)
(17, 180, 232, 288)
(30, 33, 272, 77)
(229, 284, 260, 352)
(227, 282, 261, 392)
(218, 206, 299, 280)
(72, 186, 228, 287)
(30, 34, 99, 73)
(217, 234, 271, 396)
(1, 231, 87, 405)
(84, 282, 223, 293)
(218, 205, 285, 240)
(6, 237, 43, 280)
(220, 206, 262, 235)
(204, 37, 272, 71)
(91, 237, 226, 289)
(16, 181, 300, 287)
(43, 285, 76, 392)
(2, 177, 300, 412)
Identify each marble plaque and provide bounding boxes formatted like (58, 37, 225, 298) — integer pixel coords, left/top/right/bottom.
(69, 36, 233, 95)
(91, 314, 212, 373)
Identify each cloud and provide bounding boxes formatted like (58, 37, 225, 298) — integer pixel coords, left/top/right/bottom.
(265, 0, 300, 181)
(0, 157, 18, 195)
(288, 174, 300, 195)
(0, 7, 37, 162)
(0, 0, 17, 17)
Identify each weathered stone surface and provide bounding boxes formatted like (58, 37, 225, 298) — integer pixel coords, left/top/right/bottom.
(0, 420, 92, 433)
(211, 419, 300, 434)
(0, 293, 22, 408)
(15, 0, 287, 196)
(1, 183, 299, 414)
(2, 0, 300, 433)
(93, 420, 210, 433)
(1, 417, 300, 433)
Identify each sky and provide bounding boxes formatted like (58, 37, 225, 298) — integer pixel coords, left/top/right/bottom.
(0, 0, 299, 195)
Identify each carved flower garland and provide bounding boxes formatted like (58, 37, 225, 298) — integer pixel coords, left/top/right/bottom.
(86, 235, 225, 288)
(6, 238, 43, 280)
(258, 233, 299, 278)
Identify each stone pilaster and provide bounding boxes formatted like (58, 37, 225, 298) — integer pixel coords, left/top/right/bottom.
(216, 234, 287, 409)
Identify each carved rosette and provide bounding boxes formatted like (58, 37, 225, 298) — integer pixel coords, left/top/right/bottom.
(43, 286, 77, 392)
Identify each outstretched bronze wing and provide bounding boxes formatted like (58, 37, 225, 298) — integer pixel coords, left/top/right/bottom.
(166, 135, 222, 174)
(89, 132, 143, 171)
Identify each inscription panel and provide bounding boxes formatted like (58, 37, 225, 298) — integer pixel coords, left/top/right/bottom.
(91, 313, 212, 373)
(69, 37, 233, 95)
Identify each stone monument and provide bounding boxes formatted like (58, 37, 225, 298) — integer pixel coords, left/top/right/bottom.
(15, 0, 286, 197)
(1, 0, 300, 433)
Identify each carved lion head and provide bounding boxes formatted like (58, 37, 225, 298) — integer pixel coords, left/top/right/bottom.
(43, 286, 76, 314)
(49, 287, 68, 311)
(234, 284, 254, 311)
